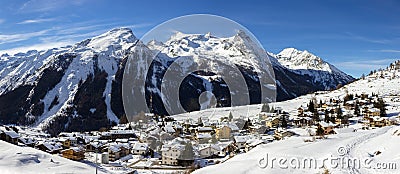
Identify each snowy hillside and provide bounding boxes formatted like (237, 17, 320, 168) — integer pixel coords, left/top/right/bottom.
(194, 126, 400, 174)
(0, 140, 108, 174)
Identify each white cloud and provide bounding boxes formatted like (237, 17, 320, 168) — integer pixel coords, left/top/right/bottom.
(0, 41, 73, 56)
(0, 29, 49, 45)
(17, 18, 56, 24)
(345, 32, 391, 44)
(332, 58, 398, 70)
(367, 49, 400, 53)
(19, 0, 89, 13)
(0, 21, 153, 56)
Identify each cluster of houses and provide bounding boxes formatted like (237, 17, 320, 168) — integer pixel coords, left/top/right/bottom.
(1, 92, 399, 170)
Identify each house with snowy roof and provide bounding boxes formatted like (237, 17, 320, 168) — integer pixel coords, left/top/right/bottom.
(109, 130, 136, 140)
(61, 146, 85, 161)
(36, 141, 63, 154)
(317, 121, 337, 135)
(245, 139, 265, 152)
(215, 125, 231, 140)
(131, 142, 149, 155)
(107, 143, 131, 161)
(233, 135, 250, 149)
(274, 128, 296, 140)
(198, 144, 220, 158)
(18, 136, 37, 147)
(0, 128, 20, 144)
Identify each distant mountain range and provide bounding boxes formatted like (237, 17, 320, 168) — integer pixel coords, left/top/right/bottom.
(0, 28, 354, 135)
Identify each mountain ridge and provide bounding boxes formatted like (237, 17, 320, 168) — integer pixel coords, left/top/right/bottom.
(0, 28, 354, 134)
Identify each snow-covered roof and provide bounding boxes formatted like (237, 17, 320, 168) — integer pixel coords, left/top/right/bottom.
(197, 133, 212, 139)
(3, 130, 20, 139)
(110, 130, 135, 134)
(197, 127, 214, 132)
(246, 139, 264, 147)
(318, 121, 336, 128)
(132, 142, 148, 151)
(234, 135, 250, 143)
(164, 125, 175, 133)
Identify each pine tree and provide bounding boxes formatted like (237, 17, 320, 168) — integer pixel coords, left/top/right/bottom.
(179, 142, 195, 161)
(324, 109, 330, 122)
(361, 73, 365, 80)
(354, 101, 360, 116)
(378, 98, 387, 117)
(243, 118, 252, 130)
(281, 115, 288, 128)
(316, 124, 325, 137)
(228, 111, 233, 121)
(313, 111, 320, 122)
(119, 114, 128, 124)
(336, 106, 343, 119)
(261, 103, 270, 112)
(308, 100, 315, 113)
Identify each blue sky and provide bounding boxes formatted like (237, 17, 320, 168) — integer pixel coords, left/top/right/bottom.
(0, 0, 399, 77)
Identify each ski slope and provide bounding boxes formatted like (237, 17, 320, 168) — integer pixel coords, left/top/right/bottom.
(194, 126, 400, 174)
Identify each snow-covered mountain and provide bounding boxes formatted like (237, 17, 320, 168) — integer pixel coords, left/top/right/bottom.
(272, 48, 354, 91)
(0, 28, 137, 135)
(0, 28, 354, 134)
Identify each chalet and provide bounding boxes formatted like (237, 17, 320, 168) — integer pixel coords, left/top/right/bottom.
(161, 141, 185, 166)
(58, 137, 71, 148)
(233, 135, 250, 149)
(292, 116, 313, 127)
(215, 125, 231, 140)
(86, 141, 106, 152)
(367, 116, 387, 127)
(107, 143, 130, 161)
(18, 137, 36, 147)
(297, 107, 304, 116)
(131, 142, 148, 155)
(365, 108, 380, 117)
(265, 117, 280, 128)
(61, 147, 85, 161)
(196, 127, 214, 134)
(196, 133, 212, 143)
(245, 139, 265, 152)
(198, 144, 220, 158)
(110, 130, 136, 140)
(0, 130, 20, 144)
(164, 125, 176, 134)
(317, 121, 337, 135)
(273, 129, 295, 140)
(215, 141, 235, 157)
(36, 142, 63, 154)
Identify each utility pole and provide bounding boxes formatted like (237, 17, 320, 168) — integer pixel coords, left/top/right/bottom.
(95, 148, 98, 174)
